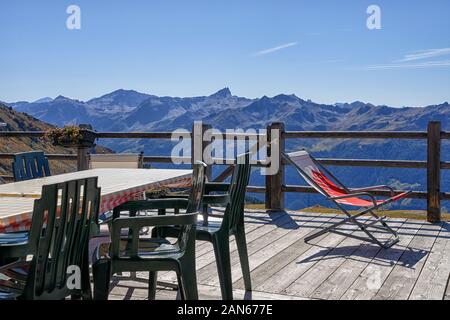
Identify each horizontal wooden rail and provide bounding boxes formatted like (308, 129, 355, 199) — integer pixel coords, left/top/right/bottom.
(97, 132, 182, 139)
(0, 153, 77, 160)
(296, 158, 431, 169)
(143, 156, 190, 163)
(0, 131, 45, 137)
(283, 131, 428, 139)
(2, 130, 449, 140)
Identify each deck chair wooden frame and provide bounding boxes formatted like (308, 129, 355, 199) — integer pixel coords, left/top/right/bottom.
(282, 150, 411, 248)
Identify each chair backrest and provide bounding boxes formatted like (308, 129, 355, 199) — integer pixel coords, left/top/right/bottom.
(88, 152, 144, 169)
(12, 151, 51, 182)
(222, 153, 252, 233)
(23, 177, 100, 300)
(283, 150, 349, 198)
(186, 161, 208, 214)
(111, 164, 205, 261)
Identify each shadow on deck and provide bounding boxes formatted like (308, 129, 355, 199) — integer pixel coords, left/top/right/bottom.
(96, 209, 450, 300)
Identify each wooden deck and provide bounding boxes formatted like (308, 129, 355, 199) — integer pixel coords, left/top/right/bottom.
(97, 209, 450, 300)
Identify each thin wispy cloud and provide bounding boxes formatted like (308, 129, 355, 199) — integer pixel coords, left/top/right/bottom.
(313, 59, 344, 65)
(252, 42, 297, 57)
(398, 48, 450, 62)
(364, 60, 450, 70)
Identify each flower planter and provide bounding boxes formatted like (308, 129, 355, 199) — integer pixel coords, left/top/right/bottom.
(51, 129, 97, 148)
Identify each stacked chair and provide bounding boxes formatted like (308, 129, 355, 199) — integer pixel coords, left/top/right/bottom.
(0, 177, 100, 299)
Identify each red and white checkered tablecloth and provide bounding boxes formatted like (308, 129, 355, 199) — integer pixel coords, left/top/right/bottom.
(0, 169, 192, 233)
(99, 175, 191, 212)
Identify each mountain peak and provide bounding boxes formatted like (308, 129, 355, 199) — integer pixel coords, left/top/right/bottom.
(110, 89, 138, 95)
(54, 95, 69, 101)
(210, 88, 232, 98)
(33, 97, 53, 104)
(273, 94, 301, 103)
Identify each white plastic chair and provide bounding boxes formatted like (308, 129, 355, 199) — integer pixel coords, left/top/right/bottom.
(88, 152, 144, 169)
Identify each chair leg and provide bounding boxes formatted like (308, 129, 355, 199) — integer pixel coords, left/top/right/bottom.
(179, 259, 198, 300)
(176, 272, 186, 300)
(80, 258, 93, 300)
(148, 271, 157, 300)
(235, 228, 252, 291)
(92, 260, 111, 300)
(212, 234, 233, 300)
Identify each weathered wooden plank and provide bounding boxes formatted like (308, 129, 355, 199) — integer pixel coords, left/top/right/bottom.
(255, 216, 366, 294)
(409, 222, 450, 300)
(284, 217, 403, 298)
(234, 213, 337, 290)
(196, 210, 296, 271)
(194, 211, 314, 285)
(311, 218, 410, 300)
(283, 131, 427, 139)
(157, 210, 314, 283)
(155, 283, 307, 300)
(102, 211, 449, 301)
(200, 212, 328, 287)
(371, 222, 442, 300)
(340, 220, 434, 300)
(445, 278, 450, 300)
(157, 209, 287, 279)
(109, 280, 307, 300)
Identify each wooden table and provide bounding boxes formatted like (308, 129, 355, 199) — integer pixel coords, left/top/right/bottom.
(0, 168, 192, 233)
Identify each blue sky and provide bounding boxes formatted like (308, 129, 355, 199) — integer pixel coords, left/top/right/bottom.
(1, 0, 449, 107)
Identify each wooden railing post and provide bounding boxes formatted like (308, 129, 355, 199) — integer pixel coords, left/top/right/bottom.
(77, 147, 89, 171)
(265, 122, 285, 211)
(191, 122, 212, 180)
(77, 124, 94, 171)
(427, 121, 441, 223)
(202, 123, 212, 181)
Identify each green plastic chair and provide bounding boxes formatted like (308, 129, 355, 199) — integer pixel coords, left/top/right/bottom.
(156, 153, 252, 299)
(0, 177, 100, 300)
(92, 162, 207, 300)
(12, 151, 51, 182)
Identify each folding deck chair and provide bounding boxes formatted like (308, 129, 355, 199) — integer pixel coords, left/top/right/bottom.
(283, 150, 412, 248)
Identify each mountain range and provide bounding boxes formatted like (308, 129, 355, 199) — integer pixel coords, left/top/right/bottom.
(4, 88, 450, 211)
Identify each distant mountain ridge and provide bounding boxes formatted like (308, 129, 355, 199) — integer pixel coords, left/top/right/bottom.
(7, 88, 449, 133)
(4, 89, 450, 210)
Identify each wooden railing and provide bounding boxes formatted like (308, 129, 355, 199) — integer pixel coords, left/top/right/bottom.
(0, 121, 448, 222)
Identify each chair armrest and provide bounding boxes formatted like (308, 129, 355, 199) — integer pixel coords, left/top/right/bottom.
(110, 213, 198, 258)
(112, 212, 197, 230)
(329, 192, 377, 206)
(156, 194, 189, 199)
(205, 182, 230, 193)
(114, 198, 189, 212)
